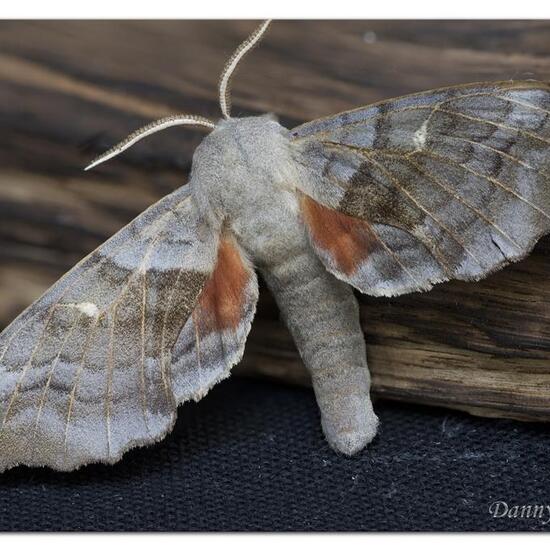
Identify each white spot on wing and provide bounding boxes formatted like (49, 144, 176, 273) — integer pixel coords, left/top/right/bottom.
(413, 120, 429, 150)
(63, 302, 100, 317)
(77, 302, 99, 317)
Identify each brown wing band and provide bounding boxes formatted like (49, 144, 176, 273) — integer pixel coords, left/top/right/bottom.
(195, 237, 251, 334)
(301, 194, 380, 276)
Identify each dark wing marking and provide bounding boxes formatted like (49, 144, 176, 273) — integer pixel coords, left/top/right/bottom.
(0, 185, 226, 472)
(291, 81, 550, 296)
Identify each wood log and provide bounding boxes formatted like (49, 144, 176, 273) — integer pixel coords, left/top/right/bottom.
(1, 21, 550, 422)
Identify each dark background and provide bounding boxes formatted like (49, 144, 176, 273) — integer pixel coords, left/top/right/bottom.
(1, 20, 550, 531)
(2, 377, 550, 531)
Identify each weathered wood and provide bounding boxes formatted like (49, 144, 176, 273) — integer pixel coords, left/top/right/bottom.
(1, 21, 550, 421)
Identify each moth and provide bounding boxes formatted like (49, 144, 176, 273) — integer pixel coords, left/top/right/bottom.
(1, 20, 550, 472)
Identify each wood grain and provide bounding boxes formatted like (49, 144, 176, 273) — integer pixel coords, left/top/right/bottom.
(1, 21, 550, 421)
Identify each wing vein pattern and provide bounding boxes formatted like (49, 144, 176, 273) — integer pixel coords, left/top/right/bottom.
(292, 81, 550, 297)
(0, 184, 258, 472)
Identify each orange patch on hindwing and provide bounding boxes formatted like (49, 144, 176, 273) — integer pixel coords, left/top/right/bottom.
(196, 237, 250, 333)
(301, 194, 378, 276)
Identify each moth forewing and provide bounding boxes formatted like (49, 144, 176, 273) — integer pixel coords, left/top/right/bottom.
(0, 183, 259, 471)
(292, 81, 550, 297)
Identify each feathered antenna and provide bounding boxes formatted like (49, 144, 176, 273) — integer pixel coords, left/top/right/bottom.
(85, 115, 215, 171)
(218, 20, 272, 119)
(85, 20, 272, 171)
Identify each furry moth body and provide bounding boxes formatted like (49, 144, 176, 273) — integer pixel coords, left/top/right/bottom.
(1, 20, 550, 471)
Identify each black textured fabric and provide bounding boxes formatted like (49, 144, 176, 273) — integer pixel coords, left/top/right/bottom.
(0, 377, 549, 532)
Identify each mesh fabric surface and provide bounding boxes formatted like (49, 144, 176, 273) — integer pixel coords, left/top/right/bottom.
(1, 378, 548, 531)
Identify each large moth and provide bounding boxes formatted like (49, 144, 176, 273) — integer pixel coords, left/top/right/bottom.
(1, 20, 550, 472)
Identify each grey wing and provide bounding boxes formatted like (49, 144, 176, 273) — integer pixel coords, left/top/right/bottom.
(0, 185, 258, 472)
(291, 81, 550, 296)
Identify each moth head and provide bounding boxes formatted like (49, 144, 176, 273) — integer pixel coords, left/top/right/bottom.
(85, 20, 272, 172)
